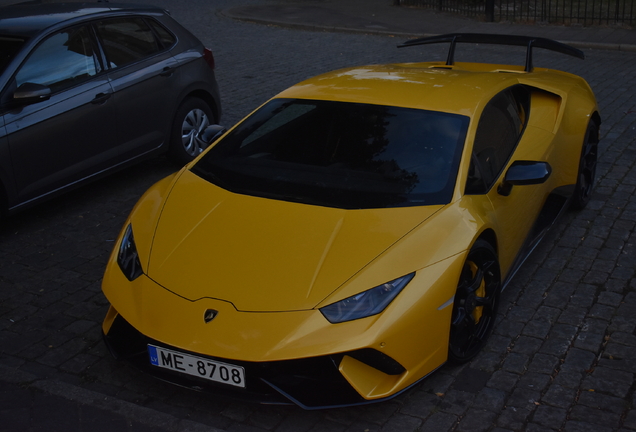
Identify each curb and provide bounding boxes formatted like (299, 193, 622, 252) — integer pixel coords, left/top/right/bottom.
(221, 9, 636, 53)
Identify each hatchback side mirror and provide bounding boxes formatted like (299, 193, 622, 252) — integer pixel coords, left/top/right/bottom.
(13, 82, 51, 105)
(201, 124, 226, 145)
(498, 161, 551, 196)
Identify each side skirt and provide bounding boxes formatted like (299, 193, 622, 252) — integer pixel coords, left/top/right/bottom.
(501, 185, 574, 290)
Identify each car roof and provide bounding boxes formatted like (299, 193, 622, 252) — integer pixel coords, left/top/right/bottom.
(276, 62, 575, 118)
(0, 2, 165, 38)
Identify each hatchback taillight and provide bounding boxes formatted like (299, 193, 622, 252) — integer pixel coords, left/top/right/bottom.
(203, 48, 215, 70)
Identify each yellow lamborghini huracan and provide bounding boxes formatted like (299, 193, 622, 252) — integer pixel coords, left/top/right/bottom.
(101, 34, 600, 408)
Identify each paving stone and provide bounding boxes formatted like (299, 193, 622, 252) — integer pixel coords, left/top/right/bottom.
(552, 370, 587, 390)
(511, 336, 543, 355)
(507, 305, 536, 322)
(221, 404, 254, 423)
(574, 331, 606, 352)
(577, 390, 628, 414)
(540, 339, 575, 357)
(507, 387, 541, 411)
(543, 282, 576, 307)
(540, 384, 576, 409)
(437, 390, 475, 415)
(531, 405, 567, 430)
(569, 404, 623, 429)
(484, 334, 513, 354)
(557, 306, 587, 326)
(582, 367, 633, 398)
(470, 352, 503, 373)
(600, 342, 636, 373)
(502, 352, 530, 374)
(472, 387, 506, 412)
(400, 391, 440, 418)
(496, 406, 534, 431)
(611, 265, 634, 281)
(622, 410, 636, 430)
(527, 354, 559, 375)
(569, 284, 598, 307)
(588, 303, 617, 320)
(226, 424, 271, 432)
(517, 372, 551, 393)
(344, 422, 380, 432)
(494, 320, 525, 338)
(354, 402, 400, 425)
(523, 317, 552, 339)
(455, 409, 496, 432)
(582, 317, 610, 334)
(605, 278, 629, 293)
(379, 414, 421, 432)
(417, 372, 455, 395)
(245, 408, 288, 430)
(419, 412, 457, 432)
(487, 370, 519, 393)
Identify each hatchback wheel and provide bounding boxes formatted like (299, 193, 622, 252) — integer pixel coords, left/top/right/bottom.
(168, 97, 214, 165)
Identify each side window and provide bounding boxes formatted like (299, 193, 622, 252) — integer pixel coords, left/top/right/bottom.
(147, 20, 176, 48)
(95, 17, 160, 68)
(15, 26, 98, 93)
(465, 85, 530, 194)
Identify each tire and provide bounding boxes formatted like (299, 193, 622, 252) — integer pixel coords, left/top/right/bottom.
(570, 121, 599, 210)
(168, 97, 214, 165)
(448, 239, 501, 364)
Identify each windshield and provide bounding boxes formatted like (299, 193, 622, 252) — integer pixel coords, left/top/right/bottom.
(192, 99, 469, 209)
(0, 36, 25, 73)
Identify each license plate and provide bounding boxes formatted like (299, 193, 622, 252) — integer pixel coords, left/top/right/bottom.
(148, 345, 246, 388)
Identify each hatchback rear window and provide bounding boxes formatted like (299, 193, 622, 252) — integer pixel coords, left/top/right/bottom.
(193, 99, 468, 209)
(147, 20, 176, 48)
(95, 17, 161, 67)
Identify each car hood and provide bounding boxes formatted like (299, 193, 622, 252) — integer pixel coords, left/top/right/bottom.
(147, 170, 442, 312)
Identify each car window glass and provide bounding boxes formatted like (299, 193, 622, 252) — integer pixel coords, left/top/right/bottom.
(242, 104, 315, 147)
(193, 99, 469, 209)
(147, 20, 176, 48)
(0, 36, 25, 73)
(95, 17, 160, 68)
(15, 27, 97, 93)
(465, 86, 530, 194)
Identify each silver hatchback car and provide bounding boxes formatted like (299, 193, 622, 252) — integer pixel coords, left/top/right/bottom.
(0, 2, 221, 217)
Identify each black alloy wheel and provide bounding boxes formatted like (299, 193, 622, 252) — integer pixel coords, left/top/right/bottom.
(570, 121, 599, 210)
(448, 239, 501, 363)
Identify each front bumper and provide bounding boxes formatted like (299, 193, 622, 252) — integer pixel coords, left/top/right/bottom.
(101, 245, 461, 408)
(103, 310, 409, 409)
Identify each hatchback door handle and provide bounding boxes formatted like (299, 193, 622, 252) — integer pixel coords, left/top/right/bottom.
(92, 92, 112, 104)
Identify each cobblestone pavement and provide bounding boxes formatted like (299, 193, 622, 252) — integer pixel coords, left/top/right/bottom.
(1, 1, 636, 431)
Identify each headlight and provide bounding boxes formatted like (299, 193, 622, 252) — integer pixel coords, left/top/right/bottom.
(117, 224, 143, 281)
(320, 273, 415, 323)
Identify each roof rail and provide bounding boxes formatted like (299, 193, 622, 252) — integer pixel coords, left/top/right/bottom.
(398, 33, 584, 72)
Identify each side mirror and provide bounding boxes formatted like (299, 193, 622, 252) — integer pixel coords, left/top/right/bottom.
(201, 124, 226, 145)
(13, 82, 51, 105)
(498, 161, 551, 196)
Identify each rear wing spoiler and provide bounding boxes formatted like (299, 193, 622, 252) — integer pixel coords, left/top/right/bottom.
(398, 33, 584, 72)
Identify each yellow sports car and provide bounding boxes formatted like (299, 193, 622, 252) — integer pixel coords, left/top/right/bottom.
(101, 34, 600, 408)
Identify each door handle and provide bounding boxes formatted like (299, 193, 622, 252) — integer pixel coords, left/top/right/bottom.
(160, 66, 174, 77)
(92, 92, 112, 104)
